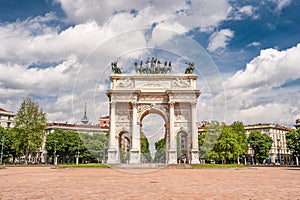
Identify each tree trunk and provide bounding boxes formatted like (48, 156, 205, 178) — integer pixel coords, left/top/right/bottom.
(296, 156, 299, 165)
(25, 146, 30, 164)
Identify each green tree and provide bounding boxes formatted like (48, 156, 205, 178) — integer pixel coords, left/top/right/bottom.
(0, 127, 16, 163)
(231, 121, 248, 164)
(46, 130, 108, 164)
(248, 130, 273, 164)
(154, 137, 166, 163)
(12, 97, 46, 164)
(79, 132, 108, 163)
(199, 121, 222, 160)
(45, 129, 82, 163)
(286, 128, 300, 165)
(213, 125, 239, 164)
(141, 132, 152, 163)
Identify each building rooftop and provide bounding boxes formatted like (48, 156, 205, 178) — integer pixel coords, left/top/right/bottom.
(244, 123, 291, 131)
(46, 122, 109, 132)
(0, 107, 15, 116)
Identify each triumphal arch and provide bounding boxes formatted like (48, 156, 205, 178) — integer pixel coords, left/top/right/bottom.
(107, 59, 200, 164)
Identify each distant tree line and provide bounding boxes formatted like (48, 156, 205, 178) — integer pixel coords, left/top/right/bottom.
(1, 97, 300, 165)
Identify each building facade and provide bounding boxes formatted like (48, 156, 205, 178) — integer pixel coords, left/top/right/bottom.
(0, 108, 14, 129)
(99, 116, 110, 128)
(245, 123, 291, 164)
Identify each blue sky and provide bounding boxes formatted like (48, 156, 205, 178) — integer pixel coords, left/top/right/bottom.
(0, 0, 299, 127)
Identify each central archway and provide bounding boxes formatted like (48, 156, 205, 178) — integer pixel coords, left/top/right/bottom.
(106, 73, 200, 164)
(140, 113, 165, 163)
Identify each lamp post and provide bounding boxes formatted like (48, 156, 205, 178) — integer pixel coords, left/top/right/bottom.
(44, 149, 48, 164)
(54, 140, 57, 165)
(76, 144, 80, 165)
(0, 136, 4, 165)
(277, 138, 281, 165)
(251, 144, 255, 165)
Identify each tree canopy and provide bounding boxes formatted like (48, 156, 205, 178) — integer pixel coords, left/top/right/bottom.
(141, 132, 152, 163)
(231, 121, 248, 164)
(286, 128, 300, 165)
(0, 127, 15, 163)
(199, 121, 252, 164)
(154, 137, 166, 163)
(12, 97, 46, 164)
(45, 129, 108, 164)
(248, 130, 273, 164)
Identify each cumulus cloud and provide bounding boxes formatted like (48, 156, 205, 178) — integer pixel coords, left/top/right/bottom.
(274, 0, 292, 11)
(56, 0, 232, 32)
(230, 5, 259, 20)
(227, 44, 300, 89)
(223, 43, 300, 126)
(207, 29, 234, 53)
(0, 57, 80, 121)
(247, 41, 261, 47)
(0, 0, 298, 128)
(0, 17, 115, 64)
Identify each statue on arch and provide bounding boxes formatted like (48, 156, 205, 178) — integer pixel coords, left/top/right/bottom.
(185, 62, 195, 74)
(111, 61, 122, 74)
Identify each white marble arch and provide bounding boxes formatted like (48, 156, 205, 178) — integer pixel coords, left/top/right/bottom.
(106, 74, 200, 164)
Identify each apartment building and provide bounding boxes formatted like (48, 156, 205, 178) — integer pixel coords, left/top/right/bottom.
(0, 108, 14, 129)
(245, 123, 291, 164)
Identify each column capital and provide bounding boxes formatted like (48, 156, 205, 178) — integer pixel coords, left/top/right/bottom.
(110, 101, 117, 107)
(131, 101, 138, 108)
(191, 100, 197, 107)
(169, 101, 175, 107)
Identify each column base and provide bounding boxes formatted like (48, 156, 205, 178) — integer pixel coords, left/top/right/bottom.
(107, 148, 118, 164)
(129, 149, 140, 164)
(168, 149, 177, 164)
(190, 148, 200, 164)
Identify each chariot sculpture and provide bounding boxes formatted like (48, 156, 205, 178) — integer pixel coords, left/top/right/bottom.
(135, 57, 172, 74)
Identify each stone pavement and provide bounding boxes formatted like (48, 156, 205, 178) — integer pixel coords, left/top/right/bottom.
(0, 166, 299, 200)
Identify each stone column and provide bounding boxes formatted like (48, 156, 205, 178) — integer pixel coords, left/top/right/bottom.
(130, 101, 140, 163)
(107, 102, 118, 164)
(191, 101, 200, 164)
(168, 102, 177, 164)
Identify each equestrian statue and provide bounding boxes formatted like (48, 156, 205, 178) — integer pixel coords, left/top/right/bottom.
(111, 61, 122, 74)
(185, 62, 195, 74)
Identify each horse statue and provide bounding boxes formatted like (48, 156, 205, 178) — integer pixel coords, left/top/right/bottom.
(111, 61, 122, 74)
(185, 62, 195, 74)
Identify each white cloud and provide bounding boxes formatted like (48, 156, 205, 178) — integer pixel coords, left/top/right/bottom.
(274, 0, 292, 11)
(231, 5, 259, 20)
(222, 43, 300, 126)
(56, 0, 232, 32)
(207, 29, 234, 53)
(227, 44, 300, 89)
(0, 0, 298, 128)
(247, 41, 261, 47)
(239, 5, 254, 16)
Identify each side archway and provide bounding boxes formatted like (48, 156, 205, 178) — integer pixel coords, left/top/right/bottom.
(176, 129, 190, 163)
(118, 131, 131, 163)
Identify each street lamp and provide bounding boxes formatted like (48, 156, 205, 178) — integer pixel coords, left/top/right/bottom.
(76, 144, 80, 165)
(251, 144, 255, 165)
(277, 138, 281, 165)
(54, 140, 57, 165)
(0, 136, 4, 165)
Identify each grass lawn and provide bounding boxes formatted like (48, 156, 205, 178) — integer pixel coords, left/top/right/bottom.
(190, 164, 247, 168)
(56, 163, 113, 168)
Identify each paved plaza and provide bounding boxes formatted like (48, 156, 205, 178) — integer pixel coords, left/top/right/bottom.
(0, 166, 300, 200)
